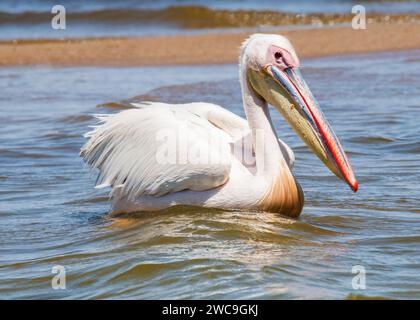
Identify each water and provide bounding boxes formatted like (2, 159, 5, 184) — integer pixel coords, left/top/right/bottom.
(0, 50, 419, 299)
(0, 0, 419, 39)
(2, 0, 419, 13)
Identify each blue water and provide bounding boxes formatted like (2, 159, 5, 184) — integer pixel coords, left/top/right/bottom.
(0, 0, 418, 39)
(1, 0, 419, 13)
(0, 50, 419, 299)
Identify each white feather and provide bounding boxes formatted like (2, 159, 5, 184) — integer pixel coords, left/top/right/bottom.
(81, 102, 254, 200)
(81, 34, 303, 214)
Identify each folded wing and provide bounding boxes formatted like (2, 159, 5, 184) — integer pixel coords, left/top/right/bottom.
(81, 103, 243, 199)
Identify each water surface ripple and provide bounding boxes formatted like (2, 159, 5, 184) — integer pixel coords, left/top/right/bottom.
(0, 51, 419, 299)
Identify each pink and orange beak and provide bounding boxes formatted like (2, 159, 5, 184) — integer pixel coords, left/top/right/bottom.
(248, 65, 358, 192)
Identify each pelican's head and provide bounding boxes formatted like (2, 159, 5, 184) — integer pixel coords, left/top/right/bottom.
(242, 34, 358, 192)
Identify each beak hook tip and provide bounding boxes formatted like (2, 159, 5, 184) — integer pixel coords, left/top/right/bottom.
(351, 180, 358, 193)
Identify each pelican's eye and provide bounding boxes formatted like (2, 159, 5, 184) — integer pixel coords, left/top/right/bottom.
(267, 45, 300, 69)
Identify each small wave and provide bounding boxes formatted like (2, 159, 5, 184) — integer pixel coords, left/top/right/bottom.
(0, 6, 418, 29)
(108, 259, 207, 283)
(40, 132, 81, 140)
(346, 293, 390, 300)
(0, 149, 57, 159)
(356, 235, 420, 245)
(349, 136, 396, 144)
(97, 79, 238, 110)
(96, 102, 133, 110)
(63, 196, 109, 205)
(57, 114, 94, 124)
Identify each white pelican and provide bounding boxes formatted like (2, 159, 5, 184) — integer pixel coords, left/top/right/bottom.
(81, 34, 357, 218)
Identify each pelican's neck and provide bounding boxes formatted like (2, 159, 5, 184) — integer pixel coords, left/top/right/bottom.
(239, 64, 283, 175)
(239, 62, 304, 217)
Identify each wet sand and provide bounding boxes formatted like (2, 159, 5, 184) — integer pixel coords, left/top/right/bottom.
(0, 23, 419, 67)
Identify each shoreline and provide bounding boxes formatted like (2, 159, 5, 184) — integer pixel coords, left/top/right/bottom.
(0, 23, 419, 67)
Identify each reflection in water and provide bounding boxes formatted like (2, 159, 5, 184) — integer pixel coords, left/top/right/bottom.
(0, 51, 419, 299)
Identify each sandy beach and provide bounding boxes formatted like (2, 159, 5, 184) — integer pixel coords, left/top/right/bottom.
(1, 23, 419, 67)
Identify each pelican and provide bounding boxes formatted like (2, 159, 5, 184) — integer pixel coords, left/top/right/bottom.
(81, 34, 357, 218)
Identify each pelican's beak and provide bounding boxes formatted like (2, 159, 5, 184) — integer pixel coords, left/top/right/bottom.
(248, 65, 358, 192)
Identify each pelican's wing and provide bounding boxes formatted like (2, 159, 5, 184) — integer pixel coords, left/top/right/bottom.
(181, 102, 295, 168)
(180, 102, 295, 169)
(81, 103, 239, 199)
